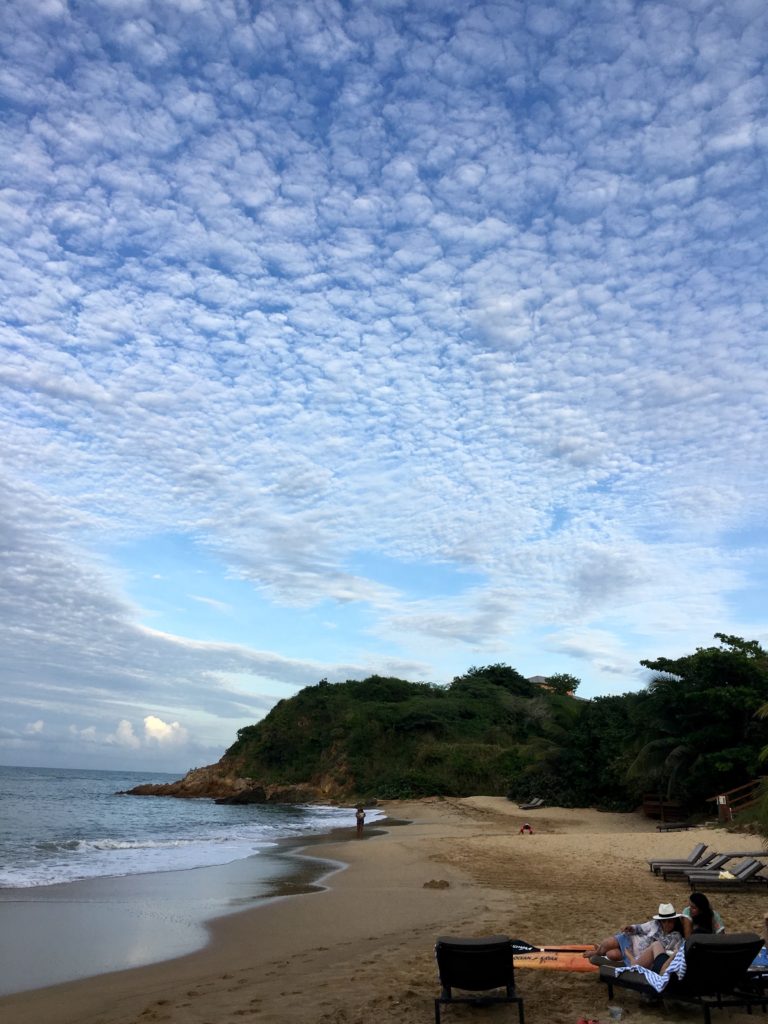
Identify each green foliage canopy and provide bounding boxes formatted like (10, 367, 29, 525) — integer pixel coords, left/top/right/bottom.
(225, 637, 768, 811)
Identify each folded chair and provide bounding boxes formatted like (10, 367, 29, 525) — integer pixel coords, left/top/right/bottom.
(600, 932, 768, 1024)
(648, 842, 707, 873)
(434, 935, 524, 1024)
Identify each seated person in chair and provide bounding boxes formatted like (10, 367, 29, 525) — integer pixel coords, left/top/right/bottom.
(585, 903, 685, 968)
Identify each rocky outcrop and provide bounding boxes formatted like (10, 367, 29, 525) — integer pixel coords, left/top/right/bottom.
(214, 787, 267, 804)
(124, 759, 251, 800)
(124, 759, 346, 804)
(215, 783, 323, 804)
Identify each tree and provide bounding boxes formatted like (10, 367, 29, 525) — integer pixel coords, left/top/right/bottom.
(637, 635, 768, 807)
(545, 672, 580, 696)
(450, 664, 536, 697)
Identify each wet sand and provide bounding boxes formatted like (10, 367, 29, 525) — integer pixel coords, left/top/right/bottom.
(2, 797, 766, 1024)
(0, 837, 347, 995)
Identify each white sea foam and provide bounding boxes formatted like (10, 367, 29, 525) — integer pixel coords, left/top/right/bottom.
(0, 767, 387, 889)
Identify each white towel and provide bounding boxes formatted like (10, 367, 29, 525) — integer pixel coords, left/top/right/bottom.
(613, 945, 688, 993)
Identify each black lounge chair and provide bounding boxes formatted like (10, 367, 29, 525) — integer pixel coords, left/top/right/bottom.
(688, 858, 768, 889)
(434, 935, 524, 1024)
(648, 841, 708, 873)
(656, 820, 696, 831)
(600, 932, 768, 1024)
(660, 852, 728, 880)
(664, 850, 768, 882)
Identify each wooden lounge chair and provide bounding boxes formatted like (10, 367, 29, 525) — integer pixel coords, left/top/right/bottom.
(599, 932, 768, 1024)
(648, 842, 707, 873)
(434, 935, 524, 1024)
(689, 859, 768, 890)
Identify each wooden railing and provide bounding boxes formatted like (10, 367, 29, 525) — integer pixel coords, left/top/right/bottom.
(709, 779, 765, 823)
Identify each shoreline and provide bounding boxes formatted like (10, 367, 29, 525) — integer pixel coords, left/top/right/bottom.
(2, 798, 765, 1024)
(0, 821, 388, 997)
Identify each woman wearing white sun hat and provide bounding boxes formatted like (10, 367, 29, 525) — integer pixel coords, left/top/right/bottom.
(584, 902, 685, 968)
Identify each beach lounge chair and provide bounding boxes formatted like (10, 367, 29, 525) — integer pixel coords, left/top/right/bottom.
(660, 852, 728, 880)
(656, 820, 697, 831)
(518, 798, 544, 810)
(686, 857, 759, 884)
(648, 842, 708, 873)
(688, 859, 768, 890)
(434, 935, 524, 1024)
(662, 850, 768, 881)
(599, 932, 768, 1024)
(656, 851, 719, 878)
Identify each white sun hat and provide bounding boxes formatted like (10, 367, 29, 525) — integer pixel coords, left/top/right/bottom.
(653, 903, 679, 920)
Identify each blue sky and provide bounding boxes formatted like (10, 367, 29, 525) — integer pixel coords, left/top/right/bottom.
(1, 0, 767, 773)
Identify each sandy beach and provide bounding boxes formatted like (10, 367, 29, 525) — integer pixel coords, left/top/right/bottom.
(2, 798, 766, 1024)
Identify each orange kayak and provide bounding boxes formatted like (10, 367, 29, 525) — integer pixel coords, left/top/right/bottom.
(514, 950, 598, 972)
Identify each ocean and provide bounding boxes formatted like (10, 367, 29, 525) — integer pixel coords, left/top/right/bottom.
(0, 764, 382, 994)
(0, 764, 375, 888)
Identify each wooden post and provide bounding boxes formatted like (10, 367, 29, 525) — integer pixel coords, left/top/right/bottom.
(716, 794, 731, 823)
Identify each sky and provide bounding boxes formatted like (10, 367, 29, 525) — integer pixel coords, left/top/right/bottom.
(1, 0, 767, 774)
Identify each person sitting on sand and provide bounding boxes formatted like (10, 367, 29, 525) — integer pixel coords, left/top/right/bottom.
(681, 891, 725, 937)
(519, 822, 534, 834)
(585, 903, 685, 968)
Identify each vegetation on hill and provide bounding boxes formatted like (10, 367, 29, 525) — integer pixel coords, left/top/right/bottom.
(225, 635, 768, 812)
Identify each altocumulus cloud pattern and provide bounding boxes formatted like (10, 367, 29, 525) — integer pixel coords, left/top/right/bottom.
(1, 0, 767, 770)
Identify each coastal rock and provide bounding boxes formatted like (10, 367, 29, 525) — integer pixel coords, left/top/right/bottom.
(123, 759, 344, 804)
(123, 760, 251, 800)
(215, 787, 268, 805)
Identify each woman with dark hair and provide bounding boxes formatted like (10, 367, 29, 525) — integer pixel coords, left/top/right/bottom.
(681, 891, 725, 937)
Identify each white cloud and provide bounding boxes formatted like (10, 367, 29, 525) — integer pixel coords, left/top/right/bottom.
(69, 724, 97, 742)
(188, 594, 232, 613)
(78, 717, 187, 749)
(143, 715, 188, 746)
(110, 720, 141, 749)
(0, 0, 767, 768)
